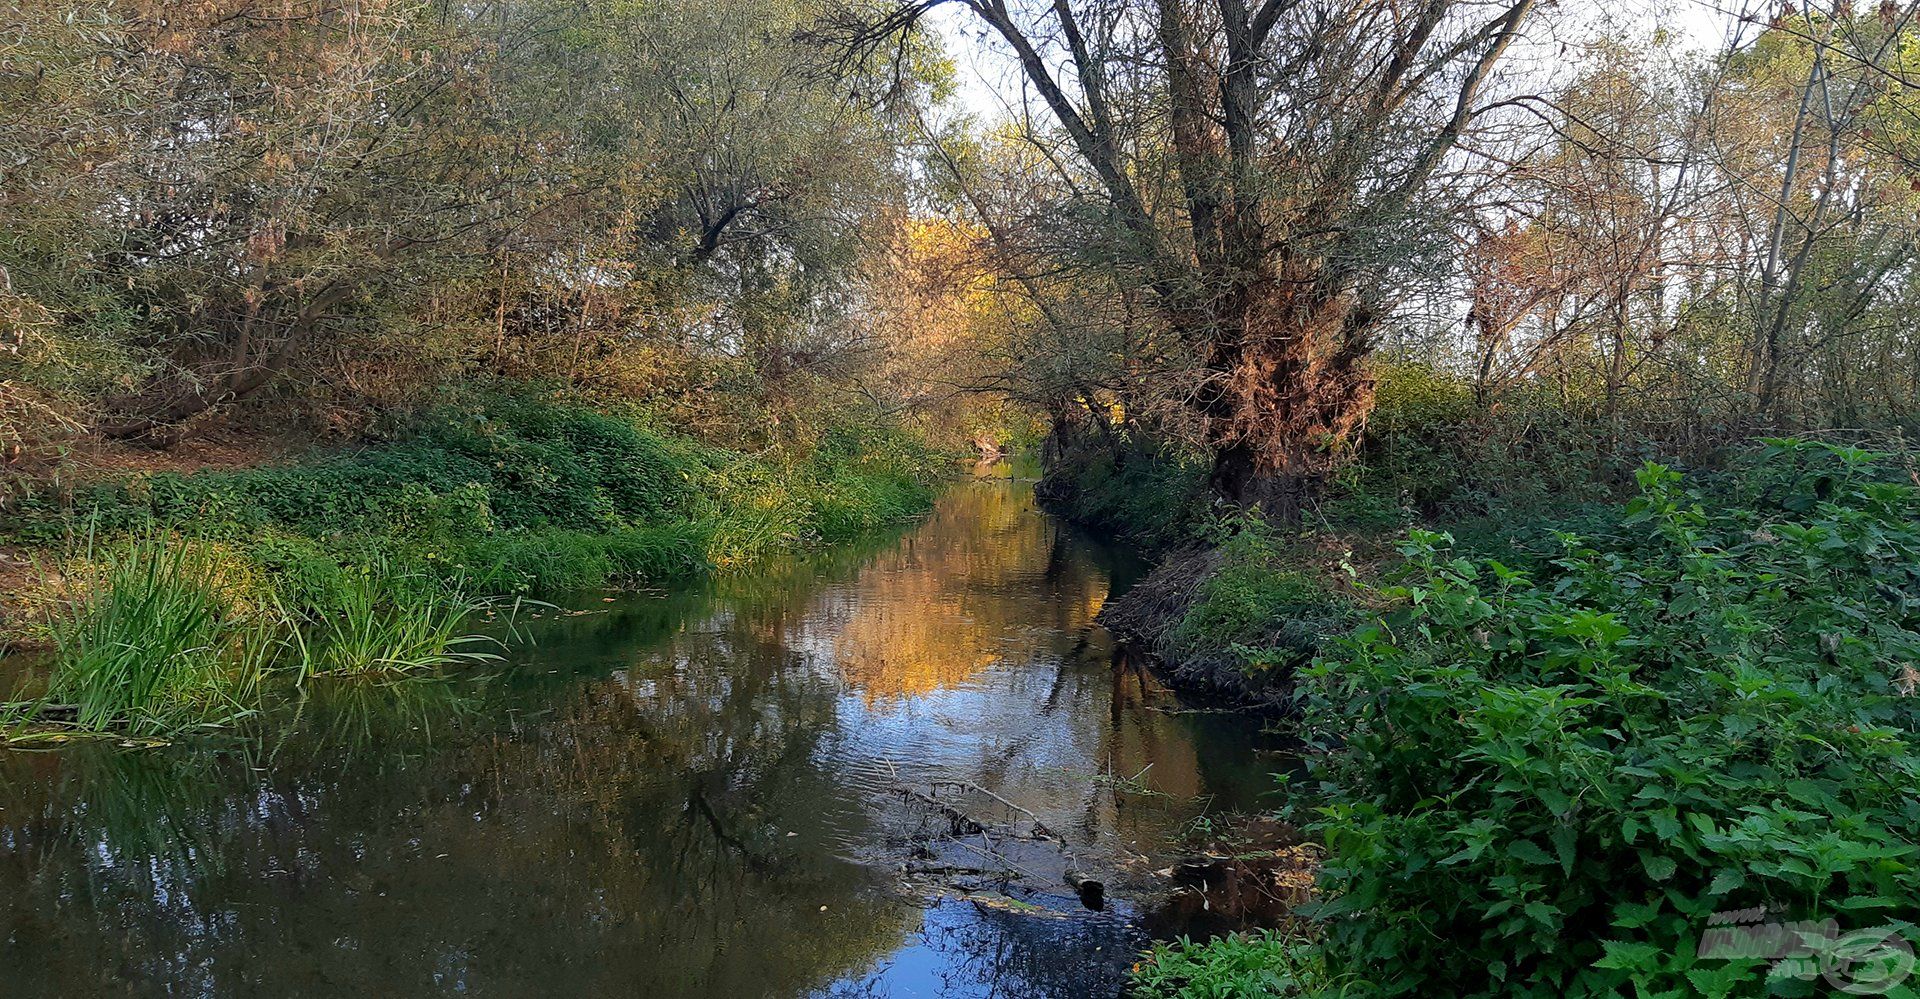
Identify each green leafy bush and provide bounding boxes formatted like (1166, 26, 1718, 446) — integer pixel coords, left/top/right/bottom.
(1326, 364, 1618, 529)
(2, 395, 710, 543)
(1295, 440, 1920, 997)
(3, 395, 949, 618)
(1132, 930, 1353, 998)
(244, 529, 357, 614)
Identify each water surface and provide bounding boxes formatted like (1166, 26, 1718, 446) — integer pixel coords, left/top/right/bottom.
(0, 474, 1275, 997)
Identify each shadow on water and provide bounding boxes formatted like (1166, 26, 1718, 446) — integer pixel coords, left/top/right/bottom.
(0, 474, 1280, 997)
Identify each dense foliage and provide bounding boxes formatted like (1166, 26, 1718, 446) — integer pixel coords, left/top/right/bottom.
(1167, 519, 1354, 676)
(5, 394, 943, 604)
(1133, 930, 1353, 999)
(1288, 440, 1920, 996)
(0, 0, 973, 463)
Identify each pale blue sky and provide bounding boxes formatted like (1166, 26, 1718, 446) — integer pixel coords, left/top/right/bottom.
(927, 0, 1760, 123)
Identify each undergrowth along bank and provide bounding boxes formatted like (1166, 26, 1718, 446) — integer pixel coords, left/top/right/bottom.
(1038, 366, 1629, 707)
(0, 392, 954, 740)
(1132, 439, 1920, 997)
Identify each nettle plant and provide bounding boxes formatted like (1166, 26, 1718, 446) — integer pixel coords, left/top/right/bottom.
(1295, 441, 1920, 998)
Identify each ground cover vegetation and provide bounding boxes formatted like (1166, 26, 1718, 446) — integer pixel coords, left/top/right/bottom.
(0, 392, 947, 740)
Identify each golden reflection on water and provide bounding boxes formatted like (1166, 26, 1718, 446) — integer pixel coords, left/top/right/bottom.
(0, 476, 1277, 998)
(827, 477, 1112, 703)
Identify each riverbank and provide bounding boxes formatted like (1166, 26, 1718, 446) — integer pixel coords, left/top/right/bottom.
(1033, 444, 1373, 714)
(1048, 430, 1920, 997)
(1033, 368, 1648, 712)
(0, 391, 954, 739)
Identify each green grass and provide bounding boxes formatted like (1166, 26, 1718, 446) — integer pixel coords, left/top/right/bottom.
(9, 536, 277, 738)
(1169, 518, 1353, 673)
(293, 559, 501, 677)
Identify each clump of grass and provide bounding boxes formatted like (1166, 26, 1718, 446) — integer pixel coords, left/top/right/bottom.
(297, 559, 501, 677)
(9, 536, 278, 739)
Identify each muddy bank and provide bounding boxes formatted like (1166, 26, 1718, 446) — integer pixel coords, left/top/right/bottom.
(1094, 546, 1295, 711)
(1037, 456, 1357, 713)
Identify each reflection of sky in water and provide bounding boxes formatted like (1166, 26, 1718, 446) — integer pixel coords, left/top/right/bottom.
(820, 899, 1139, 998)
(0, 479, 1273, 997)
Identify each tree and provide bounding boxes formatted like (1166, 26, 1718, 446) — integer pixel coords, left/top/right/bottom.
(835, 0, 1538, 511)
(0, 0, 932, 449)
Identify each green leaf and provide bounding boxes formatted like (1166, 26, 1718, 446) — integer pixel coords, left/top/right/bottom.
(1595, 939, 1662, 971)
(1641, 852, 1678, 881)
(1707, 867, 1746, 895)
(1508, 840, 1555, 866)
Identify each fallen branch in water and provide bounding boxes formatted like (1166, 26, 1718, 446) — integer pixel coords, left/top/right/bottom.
(895, 785, 988, 836)
(929, 778, 1056, 839)
(902, 862, 990, 877)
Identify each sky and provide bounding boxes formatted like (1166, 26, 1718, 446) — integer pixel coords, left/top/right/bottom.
(925, 0, 1767, 123)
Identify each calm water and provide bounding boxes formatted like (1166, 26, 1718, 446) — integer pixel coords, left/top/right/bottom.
(0, 473, 1277, 997)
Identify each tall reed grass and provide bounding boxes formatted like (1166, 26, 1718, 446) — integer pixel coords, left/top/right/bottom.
(295, 558, 501, 676)
(23, 536, 277, 738)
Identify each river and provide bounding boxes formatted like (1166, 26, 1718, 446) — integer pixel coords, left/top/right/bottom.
(0, 470, 1279, 997)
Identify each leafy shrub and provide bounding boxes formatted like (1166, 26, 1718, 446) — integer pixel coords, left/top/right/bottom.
(1132, 930, 1353, 998)
(1295, 440, 1920, 997)
(2, 394, 710, 542)
(244, 529, 356, 615)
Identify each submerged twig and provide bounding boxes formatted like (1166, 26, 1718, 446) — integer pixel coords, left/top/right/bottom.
(929, 778, 1056, 839)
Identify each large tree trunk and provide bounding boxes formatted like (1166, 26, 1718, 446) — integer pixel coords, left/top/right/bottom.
(1206, 440, 1320, 521)
(1196, 276, 1378, 516)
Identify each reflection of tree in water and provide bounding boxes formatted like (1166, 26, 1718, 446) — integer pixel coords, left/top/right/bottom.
(818, 482, 1112, 702)
(0, 477, 1275, 998)
(0, 629, 913, 997)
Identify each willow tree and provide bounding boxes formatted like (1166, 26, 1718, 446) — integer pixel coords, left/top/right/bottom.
(840, 0, 1536, 509)
(0, 0, 928, 448)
